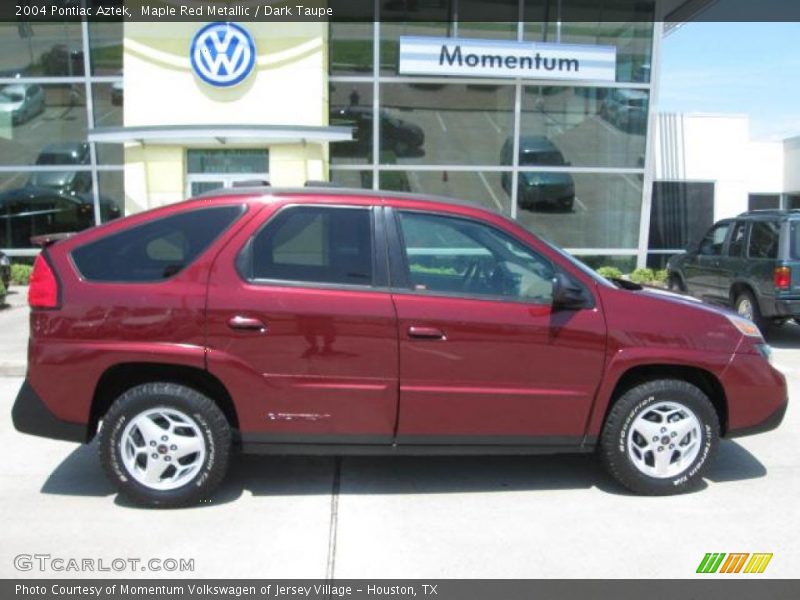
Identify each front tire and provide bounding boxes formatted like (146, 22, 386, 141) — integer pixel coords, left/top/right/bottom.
(99, 383, 231, 508)
(600, 379, 719, 495)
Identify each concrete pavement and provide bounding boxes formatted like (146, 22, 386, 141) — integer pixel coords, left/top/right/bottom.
(0, 286, 28, 377)
(0, 309, 797, 578)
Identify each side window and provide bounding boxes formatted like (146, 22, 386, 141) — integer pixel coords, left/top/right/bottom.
(397, 211, 554, 303)
(728, 221, 748, 257)
(698, 222, 731, 256)
(71, 205, 243, 282)
(749, 221, 780, 259)
(248, 206, 373, 286)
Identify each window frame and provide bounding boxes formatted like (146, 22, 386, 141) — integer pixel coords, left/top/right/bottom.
(727, 220, 749, 258)
(69, 204, 247, 284)
(386, 206, 565, 306)
(697, 220, 733, 257)
(236, 203, 389, 291)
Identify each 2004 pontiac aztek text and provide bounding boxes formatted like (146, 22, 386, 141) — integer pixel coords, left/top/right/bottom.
(12, 188, 788, 507)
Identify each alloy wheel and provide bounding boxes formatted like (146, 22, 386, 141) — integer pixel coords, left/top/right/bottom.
(626, 401, 702, 479)
(119, 407, 206, 491)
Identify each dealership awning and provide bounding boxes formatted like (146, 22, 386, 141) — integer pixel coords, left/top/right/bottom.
(87, 124, 353, 146)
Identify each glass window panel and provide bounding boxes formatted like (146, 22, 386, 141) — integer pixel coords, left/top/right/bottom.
(380, 170, 512, 215)
(92, 82, 123, 165)
(524, 3, 654, 83)
(88, 21, 122, 75)
(748, 193, 780, 211)
(0, 83, 88, 166)
(329, 82, 373, 165)
(380, 83, 514, 165)
(249, 206, 374, 286)
(520, 86, 647, 168)
(397, 210, 554, 303)
(330, 19, 374, 75)
(98, 170, 124, 223)
(748, 221, 779, 260)
(0, 172, 97, 249)
(330, 170, 373, 189)
(515, 172, 642, 249)
(579, 254, 637, 273)
(0, 22, 83, 77)
(455, 22, 518, 41)
(72, 206, 243, 282)
(380, 21, 451, 75)
(186, 149, 268, 174)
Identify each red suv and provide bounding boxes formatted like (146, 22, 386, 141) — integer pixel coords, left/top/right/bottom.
(12, 189, 787, 507)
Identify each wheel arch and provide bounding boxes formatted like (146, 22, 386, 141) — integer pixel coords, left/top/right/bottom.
(730, 280, 758, 308)
(601, 364, 728, 436)
(88, 362, 239, 441)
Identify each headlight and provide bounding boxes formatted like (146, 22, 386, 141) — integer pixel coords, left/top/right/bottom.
(726, 314, 763, 338)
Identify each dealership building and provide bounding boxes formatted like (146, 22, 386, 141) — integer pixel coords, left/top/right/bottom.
(0, 0, 774, 271)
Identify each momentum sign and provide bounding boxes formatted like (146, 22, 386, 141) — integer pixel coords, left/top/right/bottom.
(398, 36, 617, 82)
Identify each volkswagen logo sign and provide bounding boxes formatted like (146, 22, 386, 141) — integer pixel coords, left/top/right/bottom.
(190, 22, 256, 88)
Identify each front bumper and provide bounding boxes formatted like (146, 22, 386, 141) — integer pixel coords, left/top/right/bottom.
(12, 380, 85, 443)
(727, 399, 787, 438)
(721, 352, 788, 437)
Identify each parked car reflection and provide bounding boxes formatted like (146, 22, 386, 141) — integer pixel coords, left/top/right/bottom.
(600, 89, 648, 133)
(501, 136, 575, 212)
(27, 143, 92, 195)
(0, 186, 121, 248)
(0, 84, 45, 125)
(330, 106, 425, 157)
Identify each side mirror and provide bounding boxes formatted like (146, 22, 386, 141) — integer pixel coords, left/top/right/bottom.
(552, 272, 589, 311)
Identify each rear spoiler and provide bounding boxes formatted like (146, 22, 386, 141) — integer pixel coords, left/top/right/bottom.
(30, 232, 75, 248)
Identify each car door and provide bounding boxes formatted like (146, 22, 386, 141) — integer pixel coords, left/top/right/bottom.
(716, 219, 748, 302)
(684, 220, 733, 300)
(387, 207, 607, 445)
(206, 203, 399, 445)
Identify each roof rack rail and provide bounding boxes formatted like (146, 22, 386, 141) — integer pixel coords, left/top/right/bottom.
(304, 180, 342, 188)
(737, 209, 800, 217)
(231, 179, 270, 188)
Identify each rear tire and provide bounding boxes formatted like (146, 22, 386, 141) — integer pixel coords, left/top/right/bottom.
(599, 379, 719, 495)
(99, 383, 231, 508)
(734, 289, 768, 333)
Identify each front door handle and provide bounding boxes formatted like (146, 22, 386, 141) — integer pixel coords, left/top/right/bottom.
(227, 315, 267, 333)
(408, 325, 446, 340)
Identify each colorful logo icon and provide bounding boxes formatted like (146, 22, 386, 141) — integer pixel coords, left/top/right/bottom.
(190, 22, 256, 88)
(696, 553, 773, 574)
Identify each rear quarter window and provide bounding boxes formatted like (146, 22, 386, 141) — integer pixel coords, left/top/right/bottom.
(71, 205, 244, 282)
(748, 220, 779, 260)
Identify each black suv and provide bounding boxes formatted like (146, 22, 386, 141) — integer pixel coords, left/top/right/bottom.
(667, 210, 800, 331)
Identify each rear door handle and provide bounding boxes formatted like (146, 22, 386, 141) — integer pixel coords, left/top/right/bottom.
(227, 316, 267, 333)
(408, 325, 446, 340)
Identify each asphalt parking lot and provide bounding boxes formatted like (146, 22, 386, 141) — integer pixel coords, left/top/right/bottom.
(0, 287, 797, 579)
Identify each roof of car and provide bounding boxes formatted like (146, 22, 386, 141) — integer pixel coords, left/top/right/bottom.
(737, 209, 800, 220)
(192, 185, 502, 216)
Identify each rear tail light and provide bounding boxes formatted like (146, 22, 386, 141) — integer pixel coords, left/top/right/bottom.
(28, 253, 60, 309)
(774, 266, 791, 290)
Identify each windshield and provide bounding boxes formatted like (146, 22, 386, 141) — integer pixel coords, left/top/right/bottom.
(36, 153, 79, 166)
(0, 91, 22, 102)
(520, 150, 566, 166)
